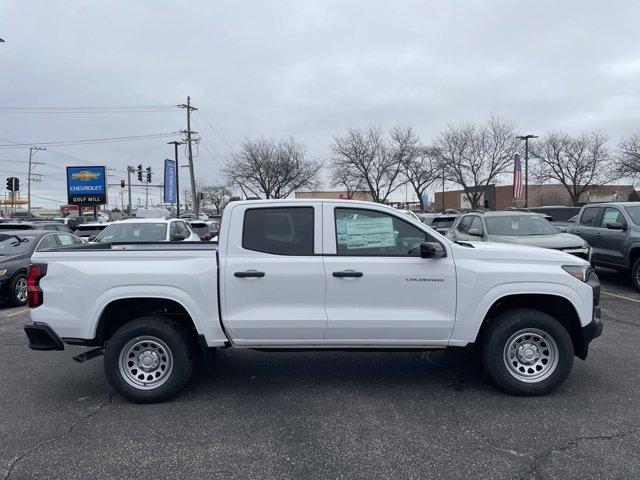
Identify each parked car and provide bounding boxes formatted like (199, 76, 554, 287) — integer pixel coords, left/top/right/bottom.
(92, 218, 200, 243)
(0, 230, 83, 306)
(73, 222, 110, 240)
(9, 211, 47, 221)
(0, 221, 73, 233)
(447, 211, 591, 261)
(136, 207, 171, 219)
(25, 199, 601, 403)
(568, 202, 640, 290)
(398, 209, 422, 223)
(189, 221, 213, 241)
(529, 206, 582, 232)
(422, 214, 460, 235)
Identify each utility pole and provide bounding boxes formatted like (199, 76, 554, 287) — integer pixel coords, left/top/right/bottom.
(27, 146, 45, 212)
(126, 166, 135, 216)
(516, 134, 538, 208)
(441, 163, 446, 213)
(178, 96, 199, 215)
(167, 140, 183, 216)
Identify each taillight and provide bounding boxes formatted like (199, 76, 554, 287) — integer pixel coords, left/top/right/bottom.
(27, 263, 47, 308)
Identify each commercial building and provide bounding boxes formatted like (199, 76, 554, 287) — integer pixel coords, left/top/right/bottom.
(433, 184, 637, 211)
(295, 190, 374, 201)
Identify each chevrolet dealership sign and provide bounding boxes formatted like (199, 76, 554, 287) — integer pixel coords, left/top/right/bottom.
(66, 166, 107, 205)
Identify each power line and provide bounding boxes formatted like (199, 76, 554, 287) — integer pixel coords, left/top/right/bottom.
(0, 105, 179, 113)
(0, 132, 177, 149)
(196, 110, 234, 150)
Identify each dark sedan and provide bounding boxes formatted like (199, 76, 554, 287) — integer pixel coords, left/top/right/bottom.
(0, 221, 73, 233)
(0, 230, 83, 306)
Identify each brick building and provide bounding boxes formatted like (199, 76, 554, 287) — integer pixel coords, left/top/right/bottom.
(295, 190, 374, 201)
(433, 184, 636, 211)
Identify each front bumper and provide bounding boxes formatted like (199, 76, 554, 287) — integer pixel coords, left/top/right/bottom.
(577, 272, 602, 359)
(24, 323, 65, 351)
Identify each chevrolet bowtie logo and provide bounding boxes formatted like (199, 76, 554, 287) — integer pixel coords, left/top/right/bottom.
(71, 171, 100, 181)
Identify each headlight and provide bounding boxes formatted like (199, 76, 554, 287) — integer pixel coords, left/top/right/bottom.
(562, 265, 592, 282)
(0, 269, 6, 277)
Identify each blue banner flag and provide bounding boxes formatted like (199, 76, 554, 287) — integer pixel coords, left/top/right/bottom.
(164, 159, 177, 203)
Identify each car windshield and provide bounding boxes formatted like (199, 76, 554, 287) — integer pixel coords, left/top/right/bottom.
(0, 234, 35, 255)
(94, 223, 167, 242)
(485, 215, 560, 236)
(625, 206, 640, 225)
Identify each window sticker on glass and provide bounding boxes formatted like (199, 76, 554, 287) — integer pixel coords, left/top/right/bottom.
(339, 216, 396, 249)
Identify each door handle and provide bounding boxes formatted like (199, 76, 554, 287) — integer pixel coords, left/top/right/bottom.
(234, 270, 265, 278)
(332, 270, 363, 278)
(595, 232, 602, 236)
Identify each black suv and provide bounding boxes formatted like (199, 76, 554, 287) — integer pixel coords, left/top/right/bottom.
(568, 202, 640, 290)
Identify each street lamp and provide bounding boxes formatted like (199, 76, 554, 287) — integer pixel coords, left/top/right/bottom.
(516, 134, 538, 208)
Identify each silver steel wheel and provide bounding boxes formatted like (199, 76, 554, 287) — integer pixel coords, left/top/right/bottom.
(15, 278, 27, 303)
(118, 336, 173, 390)
(503, 328, 559, 383)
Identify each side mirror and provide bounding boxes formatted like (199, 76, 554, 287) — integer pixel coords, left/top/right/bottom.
(420, 242, 446, 259)
(468, 228, 483, 237)
(171, 234, 186, 241)
(606, 222, 627, 231)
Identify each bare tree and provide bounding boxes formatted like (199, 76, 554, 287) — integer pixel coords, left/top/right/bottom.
(533, 131, 614, 206)
(330, 125, 403, 203)
(615, 131, 640, 182)
(435, 115, 518, 209)
(392, 126, 440, 211)
(223, 136, 321, 199)
(329, 162, 363, 199)
(200, 185, 232, 213)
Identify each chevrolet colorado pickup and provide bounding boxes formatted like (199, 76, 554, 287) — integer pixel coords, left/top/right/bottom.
(23, 200, 602, 403)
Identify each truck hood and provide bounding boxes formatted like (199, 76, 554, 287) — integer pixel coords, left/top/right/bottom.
(486, 233, 586, 249)
(450, 240, 589, 264)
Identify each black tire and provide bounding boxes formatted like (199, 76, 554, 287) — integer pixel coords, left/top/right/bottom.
(480, 308, 574, 396)
(632, 258, 640, 292)
(104, 316, 195, 403)
(9, 272, 27, 307)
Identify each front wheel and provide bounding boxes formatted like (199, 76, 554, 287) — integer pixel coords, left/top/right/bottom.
(481, 308, 574, 396)
(104, 316, 195, 403)
(632, 258, 640, 292)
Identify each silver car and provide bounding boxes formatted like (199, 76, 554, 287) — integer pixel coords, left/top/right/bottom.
(446, 211, 591, 261)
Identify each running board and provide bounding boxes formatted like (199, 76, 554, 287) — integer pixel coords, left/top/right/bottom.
(73, 347, 104, 363)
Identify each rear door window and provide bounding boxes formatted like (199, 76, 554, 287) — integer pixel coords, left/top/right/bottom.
(579, 207, 602, 226)
(243, 207, 314, 255)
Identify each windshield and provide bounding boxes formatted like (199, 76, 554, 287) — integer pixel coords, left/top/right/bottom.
(94, 223, 167, 242)
(625, 206, 640, 225)
(485, 215, 560, 236)
(0, 234, 35, 255)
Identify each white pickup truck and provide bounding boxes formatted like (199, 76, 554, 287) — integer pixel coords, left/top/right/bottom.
(24, 199, 602, 403)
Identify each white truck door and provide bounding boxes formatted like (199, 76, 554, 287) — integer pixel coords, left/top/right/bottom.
(220, 204, 326, 344)
(323, 204, 457, 344)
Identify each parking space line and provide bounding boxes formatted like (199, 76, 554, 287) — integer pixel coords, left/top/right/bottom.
(602, 291, 640, 304)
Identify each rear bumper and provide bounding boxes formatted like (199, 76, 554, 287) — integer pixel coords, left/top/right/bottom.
(24, 323, 65, 351)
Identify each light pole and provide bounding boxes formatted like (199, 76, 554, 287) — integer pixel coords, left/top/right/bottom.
(516, 134, 538, 208)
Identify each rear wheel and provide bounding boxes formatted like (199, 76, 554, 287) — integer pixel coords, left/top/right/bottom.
(481, 308, 574, 396)
(10, 273, 27, 307)
(104, 316, 194, 403)
(632, 258, 640, 292)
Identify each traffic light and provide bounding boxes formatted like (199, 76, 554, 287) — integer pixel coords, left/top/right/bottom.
(5, 177, 18, 191)
(146, 167, 152, 183)
(120, 179, 126, 188)
(137, 165, 143, 182)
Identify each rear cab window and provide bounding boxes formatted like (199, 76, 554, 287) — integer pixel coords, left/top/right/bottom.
(242, 207, 314, 255)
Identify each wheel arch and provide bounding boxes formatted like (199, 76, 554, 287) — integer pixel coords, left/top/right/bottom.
(476, 293, 586, 359)
(95, 297, 199, 346)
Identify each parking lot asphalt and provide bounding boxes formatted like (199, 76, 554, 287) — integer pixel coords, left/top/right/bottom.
(1, 269, 640, 480)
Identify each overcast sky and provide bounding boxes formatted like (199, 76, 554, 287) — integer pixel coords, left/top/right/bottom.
(1, 0, 639, 209)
